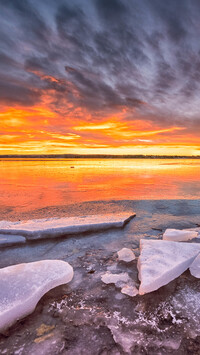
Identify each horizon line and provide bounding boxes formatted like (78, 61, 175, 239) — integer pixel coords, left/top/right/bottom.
(0, 154, 200, 159)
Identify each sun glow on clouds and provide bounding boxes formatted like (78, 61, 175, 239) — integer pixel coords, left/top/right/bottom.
(0, 0, 200, 155)
(1, 0, 200, 155)
(74, 122, 117, 131)
(1, 104, 199, 155)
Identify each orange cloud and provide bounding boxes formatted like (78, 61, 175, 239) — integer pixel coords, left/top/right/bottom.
(0, 103, 200, 155)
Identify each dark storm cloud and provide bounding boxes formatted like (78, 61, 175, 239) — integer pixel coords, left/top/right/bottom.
(155, 61, 176, 91)
(148, 0, 188, 43)
(0, 52, 19, 68)
(0, 0, 50, 45)
(95, 0, 127, 21)
(0, 0, 200, 132)
(0, 79, 40, 106)
(64, 65, 137, 110)
(24, 57, 48, 73)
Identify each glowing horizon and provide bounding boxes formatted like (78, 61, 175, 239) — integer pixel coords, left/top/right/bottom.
(1, 1, 200, 156)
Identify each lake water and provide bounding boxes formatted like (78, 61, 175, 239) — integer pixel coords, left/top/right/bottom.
(0, 158, 200, 213)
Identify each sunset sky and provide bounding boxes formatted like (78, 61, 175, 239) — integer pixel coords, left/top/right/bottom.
(0, 0, 200, 155)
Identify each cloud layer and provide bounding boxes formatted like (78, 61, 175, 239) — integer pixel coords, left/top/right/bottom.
(0, 0, 200, 154)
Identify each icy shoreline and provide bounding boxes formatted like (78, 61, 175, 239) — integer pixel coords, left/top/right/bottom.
(0, 199, 200, 354)
(0, 213, 135, 245)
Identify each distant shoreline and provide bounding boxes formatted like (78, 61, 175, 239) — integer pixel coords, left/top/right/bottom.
(0, 154, 200, 159)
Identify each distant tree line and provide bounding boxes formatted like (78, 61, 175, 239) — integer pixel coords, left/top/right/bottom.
(0, 154, 200, 159)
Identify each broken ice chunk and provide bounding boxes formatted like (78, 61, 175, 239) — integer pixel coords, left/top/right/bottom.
(163, 229, 198, 242)
(186, 227, 200, 235)
(0, 260, 73, 332)
(121, 285, 138, 297)
(101, 272, 129, 286)
(101, 272, 138, 298)
(138, 239, 200, 295)
(117, 248, 135, 262)
(190, 253, 200, 278)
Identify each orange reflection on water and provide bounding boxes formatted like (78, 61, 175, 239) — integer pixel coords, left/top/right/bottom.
(0, 159, 200, 213)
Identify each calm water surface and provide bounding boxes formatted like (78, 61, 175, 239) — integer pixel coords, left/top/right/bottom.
(0, 159, 200, 212)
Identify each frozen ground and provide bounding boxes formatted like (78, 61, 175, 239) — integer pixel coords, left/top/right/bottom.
(0, 199, 200, 354)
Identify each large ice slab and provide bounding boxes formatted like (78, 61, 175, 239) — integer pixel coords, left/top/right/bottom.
(163, 229, 198, 242)
(0, 213, 135, 240)
(0, 234, 26, 248)
(190, 254, 200, 278)
(138, 239, 200, 295)
(0, 260, 73, 332)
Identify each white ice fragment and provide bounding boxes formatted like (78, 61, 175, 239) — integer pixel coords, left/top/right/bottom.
(0, 234, 26, 247)
(163, 229, 198, 242)
(190, 253, 200, 278)
(0, 213, 135, 240)
(0, 260, 73, 332)
(121, 285, 138, 297)
(117, 248, 135, 262)
(138, 239, 200, 295)
(186, 227, 200, 237)
(101, 272, 129, 286)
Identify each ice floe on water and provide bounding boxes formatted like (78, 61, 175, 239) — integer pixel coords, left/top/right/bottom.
(0, 260, 73, 332)
(0, 213, 135, 240)
(138, 239, 200, 295)
(117, 248, 135, 262)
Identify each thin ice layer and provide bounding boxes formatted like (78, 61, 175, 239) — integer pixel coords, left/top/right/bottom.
(0, 213, 135, 240)
(138, 239, 200, 295)
(0, 260, 73, 332)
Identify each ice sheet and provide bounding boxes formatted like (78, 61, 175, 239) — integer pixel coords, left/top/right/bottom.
(0, 213, 135, 240)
